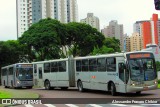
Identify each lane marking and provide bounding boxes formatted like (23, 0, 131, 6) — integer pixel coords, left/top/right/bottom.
(89, 104, 103, 107)
(44, 104, 56, 107)
(111, 104, 146, 107)
(25, 105, 34, 107)
(65, 104, 79, 107)
(110, 104, 128, 106)
(141, 104, 160, 105)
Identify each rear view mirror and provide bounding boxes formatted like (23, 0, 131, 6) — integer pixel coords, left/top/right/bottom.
(154, 0, 160, 10)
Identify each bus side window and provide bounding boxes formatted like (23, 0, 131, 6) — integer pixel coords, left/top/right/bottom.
(58, 61, 66, 72)
(9, 67, 13, 75)
(82, 59, 89, 72)
(44, 63, 50, 73)
(39, 67, 42, 79)
(118, 63, 124, 82)
(97, 58, 106, 72)
(89, 59, 97, 72)
(51, 62, 58, 72)
(76, 60, 82, 72)
(34, 64, 37, 73)
(106, 57, 116, 72)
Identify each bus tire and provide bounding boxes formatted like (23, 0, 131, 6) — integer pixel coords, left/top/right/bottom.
(77, 81, 84, 92)
(27, 86, 32, 89)
(61, 87, 68, 90)
(45, 80, 51, 90)
(136, 91, 141, 95)
(110, 83, 116, 96)
(11, 81, 14, 88)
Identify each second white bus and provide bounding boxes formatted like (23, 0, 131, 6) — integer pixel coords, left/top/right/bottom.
(33, 51, 158, 95)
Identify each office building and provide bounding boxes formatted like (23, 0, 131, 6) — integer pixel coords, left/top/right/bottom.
(80, 13, 100, 31)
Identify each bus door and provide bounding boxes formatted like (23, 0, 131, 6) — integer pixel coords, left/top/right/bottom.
(117, 61, 127, 93)
(37, 64, 43, 87)
(6, 69, 9, 87)
(13, 67, 16, 87)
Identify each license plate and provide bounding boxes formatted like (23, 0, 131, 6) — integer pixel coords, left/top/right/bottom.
(143, 86, 148, 90)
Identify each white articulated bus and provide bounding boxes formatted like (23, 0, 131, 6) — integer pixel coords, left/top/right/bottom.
(32, 58, 75, 89)
(1, 63, 33, 89)
(33, 51, 158, 95)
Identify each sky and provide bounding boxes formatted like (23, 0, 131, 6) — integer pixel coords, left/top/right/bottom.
(0, 0, 159, 41)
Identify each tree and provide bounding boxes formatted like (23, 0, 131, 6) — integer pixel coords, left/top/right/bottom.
(0, 40, 26, 67)
(19, 18, 64, 61)
(91, 46, 114, 55)
(156, 61, 160, 72)
(103, 37, 121, 52)
(66, 22, 105, 56)
(19, 18, 105, 60)
(90, 37, 121, 55)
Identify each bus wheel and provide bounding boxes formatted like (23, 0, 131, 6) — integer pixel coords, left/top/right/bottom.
(45, 80, 51, 90)
(61, 87, 68, 90)
(78, 81, 84, 92)
(27, 86, 32, 89)
(110, 83, 116, 96)
(136, 91, 141, 95)
(11, 81, 14, 88)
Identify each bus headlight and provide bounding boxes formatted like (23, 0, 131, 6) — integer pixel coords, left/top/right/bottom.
(17, 80, 20, 84)
(131, 83, 135, 86)
(154, 81, 157, 84)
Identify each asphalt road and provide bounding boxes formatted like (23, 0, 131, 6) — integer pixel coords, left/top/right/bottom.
(1, 86, 160, 107)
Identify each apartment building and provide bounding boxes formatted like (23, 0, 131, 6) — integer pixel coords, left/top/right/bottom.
(80, 13, 100, 31)
(133, 14, 160, 49)
(101, 20, 124, 51)
(130, 33, 143, 51)
(16, 0, 78, 38)
(123, 34, 130, 52)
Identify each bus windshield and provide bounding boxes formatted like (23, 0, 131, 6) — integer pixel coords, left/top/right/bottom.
(16, 68, 33, 80)
(129, 58, 156, 82)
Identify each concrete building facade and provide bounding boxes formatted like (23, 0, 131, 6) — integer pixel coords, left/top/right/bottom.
(101, 20, 124, 51)
(130, 33, 143, 51)
(16, 0, 78, 38)
(16, 0, 32, 38)
(133, 14, 160, 49)
(123, 34, 130, 52)
(80, 13, 100, 31)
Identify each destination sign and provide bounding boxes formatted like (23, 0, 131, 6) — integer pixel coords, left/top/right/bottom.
(16, 64, 33, 68)
(129, 53, 151, 59)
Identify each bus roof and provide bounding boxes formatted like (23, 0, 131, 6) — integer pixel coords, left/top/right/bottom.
(74, 51, 153, 60)
(74, 53, 125, 60)
(31, 51, 154, 64)
(32, 58, 69, 64)
(1, 63, 32, 69)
